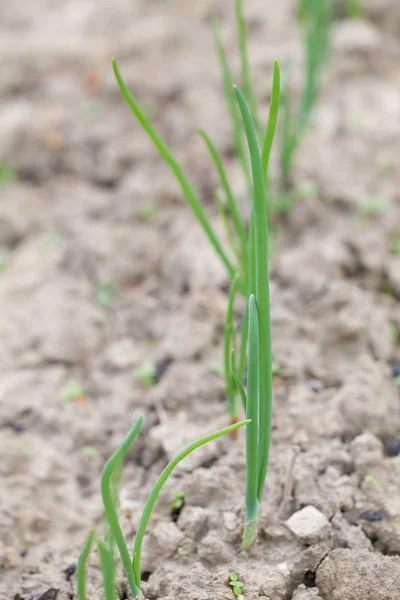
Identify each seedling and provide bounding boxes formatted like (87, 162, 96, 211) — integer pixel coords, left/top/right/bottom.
(61, 380, 86, 401)
(356, 195, 386, 218)
(95, 282, 120, 307)
(170, 491, 185, 522)
(389, 323, 399, 342)
(170, 490, 185, 511)
(0, 162, 16, 185)
(77, 415, 248, 598)
(280, 0, 332, 190)
(137, 201, 157, 220)
(390, 239, 400, 255)
(134, 363, 156, 386)
(364, 474, 379, 486)
(395, 375, 400, 387)
(82, 446, 100, 458)
(229, 572, 244, 597)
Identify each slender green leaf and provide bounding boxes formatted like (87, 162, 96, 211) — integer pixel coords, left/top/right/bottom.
(101, 415, 143, 598)
(261, 61, 281, 179)
(235, 0, 261, 137)
(224, 275, 240, 418)
(76, 529, 95, 600)
(234, 86, 272, 503)
(132, 419, 249, 586)
(212, 20, 250, 190)
(97, 539, 116, 600)
(112, 59, 237, 285)
(200, 129, 248, 278)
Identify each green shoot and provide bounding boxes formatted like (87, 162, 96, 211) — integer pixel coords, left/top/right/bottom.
(137, 201, 157, 220)
(229, 572, 245, 597)
(356, 195, 386, 218)
(389, 323, 399, 342)
(97, 539, 116, 600)
(170, 491, 185, 512)
(390, 239, 400, 255)
(280, 0, 332, 189)
(234, 86, 274, 547)
(61, 380, 86, 401)
(82, 446, 100, 458)
(112, 59, 239, 289)
(235, 0, 261, 138)
(77, 529, 95, 600)
(96, 283, 120, 308)
(0, 162, 16, 185)
(134, 363, 156, 386)
(364, 474, 379, 486)
(395, 375, 400, 388)
(79, 414, 249, 599)
(212, 20, 250, 190)
(132, 419, 249, 590)
(271, 361, 282, 376)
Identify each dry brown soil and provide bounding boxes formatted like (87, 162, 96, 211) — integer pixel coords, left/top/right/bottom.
(1, 1, 400, 599)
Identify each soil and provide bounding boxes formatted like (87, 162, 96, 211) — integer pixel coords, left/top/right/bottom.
(1, 0, 400, 599)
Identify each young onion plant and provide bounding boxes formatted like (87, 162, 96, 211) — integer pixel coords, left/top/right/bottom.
(77, 416, 248, 599)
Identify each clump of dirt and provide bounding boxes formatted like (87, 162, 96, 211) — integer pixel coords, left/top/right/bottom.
(1, 1, 400, 599)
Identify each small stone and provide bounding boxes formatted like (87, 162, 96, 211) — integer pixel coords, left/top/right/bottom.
(359, 509, 383, 522)
(386, 434, 400, 457)
(391, 362, 400, 378)
(223, 511, 237, 531)
(285, 506, 331, 543)
(3, 546, 22, 568)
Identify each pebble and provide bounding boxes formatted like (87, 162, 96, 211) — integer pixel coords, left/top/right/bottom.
(285, 506, 330, 543)
(386, 434, 400, 457)
(359, 509, 383, 522)
(391, 362, 400, 378)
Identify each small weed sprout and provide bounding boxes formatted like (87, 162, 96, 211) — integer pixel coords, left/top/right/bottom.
(170, 490, 185, 512)
(134, 363, 156, 386)
(229, 572, 244, 597)
(61, 380, 86, 401)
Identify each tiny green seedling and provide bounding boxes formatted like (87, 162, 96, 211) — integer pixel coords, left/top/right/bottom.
(229, 572, 244, 597)
(390, 239, 400, 255)
(356, 195, 386, 218)
(0, 162, 16, 185)
(134, 363, 156, 386)
(364, 474, 379, 486)
(138, 201, 157, 220)
(82, 446, 100, 458)
(395, 375, 400, 388)
(61, 380, 86, 401)
(271, 361, 282, 376)
(389, 323, 399, 342)
(96, 282, 120, 307)
(170, 490, 185, 511)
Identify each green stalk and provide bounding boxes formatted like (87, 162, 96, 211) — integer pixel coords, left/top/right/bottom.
(97, 539, 116, 600)
(242, 294, 260, 549)
(76, 529, 95, 600)
(101, 415, 143, 599)
(212, 20, 251, 191)
(200, 129, 248, 279)
(132, 419, 249, 587)
(235, 0, 261, 138)
(224, 275, 240, 422)
(112, 59, 239, 288)
(234, 85, 274, 510)
(261, 61, 281, 180)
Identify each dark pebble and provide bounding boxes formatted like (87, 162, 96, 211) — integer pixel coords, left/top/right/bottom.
(62, 563, 76, 581)
(359, 509, 383, 522)
(6, 422, 25, 433)
(154, 357, 174, 384)
(386, 434, 400, 457)
(391, 362, 400, 378)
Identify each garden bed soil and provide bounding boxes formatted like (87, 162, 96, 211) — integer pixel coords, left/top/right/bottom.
(1, 0, 400, 599)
